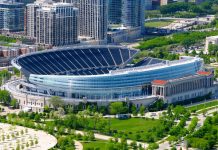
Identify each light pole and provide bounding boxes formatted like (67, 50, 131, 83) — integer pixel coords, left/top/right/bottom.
(83, 97, 87, 110)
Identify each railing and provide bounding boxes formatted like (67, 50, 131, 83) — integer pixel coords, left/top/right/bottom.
(11, 58, 21, 70)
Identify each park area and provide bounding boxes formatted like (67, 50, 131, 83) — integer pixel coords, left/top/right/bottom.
(187, 100, 218, 113)
(144, 20, 174, 28)
(82, 140, 108, 150)
(0, 123, 57, 150)
(0, 35, 17, 47)
(108, 118, 163, 142)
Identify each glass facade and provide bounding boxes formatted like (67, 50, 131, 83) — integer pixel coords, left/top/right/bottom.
(28, 57, 203, 101)
(0, 2, 24, 32)
(108, 0, 122, 24)
(122, 0, 145, 29)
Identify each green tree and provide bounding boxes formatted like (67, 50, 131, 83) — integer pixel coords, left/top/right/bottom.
(109, 102, 128, 115)
(30, 140, 34, 147)
(208, 44, 218, 55)
(185, 49, 189, 55)
(34, 114, 41, 122)
(173, 105, 186, 119)
(48, 96, 64, 110)
(131, 104, 138, 116)
(0, 69, 12, 84)
(181, 38, 195, 48)
(35, 139, 38, 145)
(43, 105, 50, 113)
(139, 106, 146, 116)
(130, 141, 138, 150)
(13, 67, 21, 77)
(87, 131, 95, 141)
(16, 144, 20, 150)
(148, 143, 159, 150)
(10, 98, 17, 109)
(0, 90, 11, 105)
(167, 105, 173, 117)
(26, 142, 29, 148)
(191, 50, 197, 56)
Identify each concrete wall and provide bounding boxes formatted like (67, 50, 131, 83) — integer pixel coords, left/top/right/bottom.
(165, 87, 215, 104)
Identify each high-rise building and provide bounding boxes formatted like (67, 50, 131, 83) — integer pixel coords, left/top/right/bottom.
(108, 0, 122, 24)
(26, 0, 53, 37)
(108, 0, 145, 34)
(145, 0, 152, 10)
(26, 2, 40, 37)
(0, 1, 25, 32)
(122, 0, 144, 33)
(34, 3, 79, 46)
(77, 0, 108, 44)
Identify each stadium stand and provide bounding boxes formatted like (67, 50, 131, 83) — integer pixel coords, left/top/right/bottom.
(16, 46, 138, 76)
(134, 57, 167, 67)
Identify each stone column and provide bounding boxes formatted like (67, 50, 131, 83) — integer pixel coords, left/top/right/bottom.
(160, 87, 162, 96)
(152, 86, 154, 95)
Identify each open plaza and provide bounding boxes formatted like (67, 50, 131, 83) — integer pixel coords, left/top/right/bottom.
(0, 123, 57, 150)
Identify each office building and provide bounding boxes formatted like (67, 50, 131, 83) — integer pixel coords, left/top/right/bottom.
(0, 1, 25, 32)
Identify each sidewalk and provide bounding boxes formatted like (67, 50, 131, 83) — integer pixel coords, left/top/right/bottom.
(74, 140, 83, 150)
(75, 130, 148, 149)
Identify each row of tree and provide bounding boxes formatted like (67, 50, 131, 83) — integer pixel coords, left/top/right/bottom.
(138, 30, 218, 51)
(160, 1, 218, 16)
(47, 96, 166, 116)
(186, 113, 218, 150)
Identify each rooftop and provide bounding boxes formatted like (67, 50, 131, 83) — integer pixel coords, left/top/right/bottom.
(197, 71, 212, 76)
(152, 80, 167, 85)
(152, 71, 212, 86)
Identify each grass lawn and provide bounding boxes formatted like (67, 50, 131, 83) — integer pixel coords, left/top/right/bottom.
(0, 35, 16, 43)
(108, 118, 162, 142)
(0, 35, 17, 46)
(110, 118, 160, 132)
(82, 140, 108, 150)
(187, 100, 218, 112)
(144, 20, 174, 28)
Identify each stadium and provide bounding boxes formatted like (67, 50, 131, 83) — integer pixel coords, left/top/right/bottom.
(11, 45, 203, 104)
